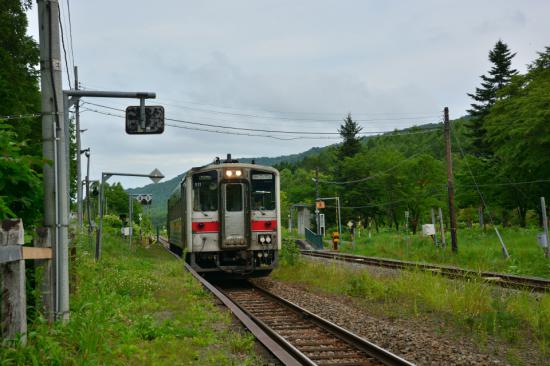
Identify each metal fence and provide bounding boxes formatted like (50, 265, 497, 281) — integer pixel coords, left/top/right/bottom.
(305, 228, 323, 249)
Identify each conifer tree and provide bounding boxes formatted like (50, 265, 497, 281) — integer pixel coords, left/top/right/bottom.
(338, 113, 363, 158)
(466, 40, 517, 155)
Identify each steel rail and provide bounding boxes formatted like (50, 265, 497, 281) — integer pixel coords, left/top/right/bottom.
(300, 250, 550, 292)
(157, 237, 303, 365)
(158, 237, 412, 365)
(243, 283, 415, 366)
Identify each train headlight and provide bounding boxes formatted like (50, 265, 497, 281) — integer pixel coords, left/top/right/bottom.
(265, 235, 272, 244)
(225, 169, 242, 178)
(259, 235, 266, 243)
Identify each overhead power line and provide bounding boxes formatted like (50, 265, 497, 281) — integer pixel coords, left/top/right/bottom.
(65, 0, 76, 69)
(318, 146, 439, 185)
(83, 101, 441, 137)
(82, 107, 341, 141)
(80, 84, 440, 119)
(57, 4, 72, 87)
(160, 102, 441, 123)
(457, 179, 550, 187)
(0, 113, 42, 120)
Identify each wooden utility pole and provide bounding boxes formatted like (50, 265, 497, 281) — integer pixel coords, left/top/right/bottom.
(444, 107, 458, 253)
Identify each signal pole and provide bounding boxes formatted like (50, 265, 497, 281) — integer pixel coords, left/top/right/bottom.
(444, 107, 458, 253)
(38, 0, 70, 321)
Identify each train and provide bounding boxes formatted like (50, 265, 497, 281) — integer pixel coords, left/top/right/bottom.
(167, 154, 280, 277)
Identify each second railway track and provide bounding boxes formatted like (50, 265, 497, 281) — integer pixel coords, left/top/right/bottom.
(300, 249, 550, 292)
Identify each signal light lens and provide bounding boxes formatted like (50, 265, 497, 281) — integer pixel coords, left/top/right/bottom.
(259, 235, 266, 243)
(265, 235, 272, 244)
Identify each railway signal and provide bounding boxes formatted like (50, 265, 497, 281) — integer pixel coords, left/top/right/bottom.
(125, 105, 165, 134)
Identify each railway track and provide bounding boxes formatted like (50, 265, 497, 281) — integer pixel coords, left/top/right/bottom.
(158, 237, 412, 365)
(300, 249, 550, 292)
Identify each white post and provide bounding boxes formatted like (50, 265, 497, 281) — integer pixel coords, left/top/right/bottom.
(542, 197, 549, 258)
(438, 207, 446, 246)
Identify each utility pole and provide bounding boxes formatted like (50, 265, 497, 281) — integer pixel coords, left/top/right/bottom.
(444, 107, 458, 253)
(75, 66, 83, 229)
(315, 167, 320, 235)
(38, 0, 70, 321)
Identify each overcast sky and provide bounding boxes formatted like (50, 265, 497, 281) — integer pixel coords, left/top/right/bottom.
(26, 1, 550, 188)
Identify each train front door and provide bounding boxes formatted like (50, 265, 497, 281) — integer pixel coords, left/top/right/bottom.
(221, 182, 247, 248)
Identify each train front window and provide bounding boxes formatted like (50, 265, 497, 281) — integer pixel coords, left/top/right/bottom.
(193, 171, 218, 211)
(225, 184, 243, 212)
(251, 171, 275, 211)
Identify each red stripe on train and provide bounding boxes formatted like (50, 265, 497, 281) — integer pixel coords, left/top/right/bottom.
(251, 220, 277, 231)
(192, 221, 220, 233)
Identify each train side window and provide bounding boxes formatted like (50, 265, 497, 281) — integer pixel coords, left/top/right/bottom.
(193, 171, 218, 211)
(251, 171, 275, 211)
(226, 184, 243, 212)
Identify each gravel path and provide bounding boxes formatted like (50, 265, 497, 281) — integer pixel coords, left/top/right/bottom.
(253, 277, 509, 366)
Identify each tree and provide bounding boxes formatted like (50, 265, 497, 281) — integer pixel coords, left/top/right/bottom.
(0, 0, 41, 156)
(0, 123, 43, 225)
(466, 40, 517, 155)
(338, 113, 363, 159)
(484, 46, 550, 226)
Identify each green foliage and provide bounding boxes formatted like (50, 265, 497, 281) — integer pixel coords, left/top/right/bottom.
(0, 123, 43, 225)
(273, 258, 550, 364)
(0, 233, 259, 365)
(333, 227, 550, 277)
(279, 238, 300, 265)
(0, 0, 41, 156)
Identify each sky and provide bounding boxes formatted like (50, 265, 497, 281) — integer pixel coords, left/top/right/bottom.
(26, 0, 550, 188)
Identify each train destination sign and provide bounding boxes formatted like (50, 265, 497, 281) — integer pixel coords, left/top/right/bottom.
(125, 105, 165, 134)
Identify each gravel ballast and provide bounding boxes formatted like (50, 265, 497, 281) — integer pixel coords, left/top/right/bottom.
(253, 277, 510, 366)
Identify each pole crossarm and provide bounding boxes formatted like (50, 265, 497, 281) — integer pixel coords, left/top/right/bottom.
(63, 90, 156, 99)
(102, 172, 164, 179)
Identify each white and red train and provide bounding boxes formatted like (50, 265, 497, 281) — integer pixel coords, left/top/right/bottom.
(167, 155, 280, 277)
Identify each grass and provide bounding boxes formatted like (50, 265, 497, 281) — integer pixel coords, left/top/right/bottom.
(274, 240, 550, 365)
(1, 229, 258, 365)
(293, 227, 550, 278)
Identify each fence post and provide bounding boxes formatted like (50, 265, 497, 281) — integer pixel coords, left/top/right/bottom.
(0, 219, 27, 344)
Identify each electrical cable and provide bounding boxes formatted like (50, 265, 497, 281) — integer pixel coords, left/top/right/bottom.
(325, 189, 446, 209)
(82, 101, 441, 137)
(65, 0, 75, 70)
(82, 107, 340, 141)
(82, 86, 440, 118)
(159, 102, 441, 123)
(57, 4, 72, 87)
(0, 113, 42, 120)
